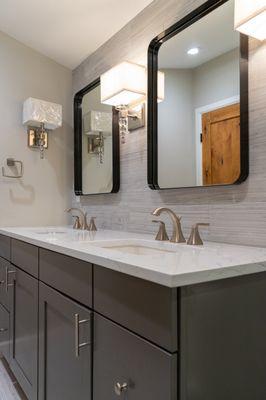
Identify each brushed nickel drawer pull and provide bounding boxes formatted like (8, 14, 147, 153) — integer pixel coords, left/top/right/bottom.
(0, 328, 8, 333)
(5, 268, 16, 293)
(114, 382, 128, 396)
(74, 313, 91, 358)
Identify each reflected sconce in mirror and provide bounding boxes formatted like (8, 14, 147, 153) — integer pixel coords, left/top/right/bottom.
(83, 110, 112, 164)
(100, 61, 164, 143)
(234, 0, 266, 40)
(23, 97, 62, 159)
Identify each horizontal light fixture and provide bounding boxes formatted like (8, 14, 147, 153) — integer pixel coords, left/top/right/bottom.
(234, 0, 266, 41)
(187, 47, 199, 55)
(101, 61, 146, 107)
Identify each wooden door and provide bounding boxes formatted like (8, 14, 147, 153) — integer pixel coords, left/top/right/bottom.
(202, 103, 240, 185)
(10, 267, 38, 400)
(39, 282, 92, 400)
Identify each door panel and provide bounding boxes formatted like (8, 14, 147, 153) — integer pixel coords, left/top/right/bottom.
(202, 103, 240, 185)
(39, 282, 92, 400)
(0, 303, 9, 361)
(0, 257, 11, 311)
(10, 267, 38, 400)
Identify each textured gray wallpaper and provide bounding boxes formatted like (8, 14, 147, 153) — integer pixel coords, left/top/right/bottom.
(72, 0, 266, 247)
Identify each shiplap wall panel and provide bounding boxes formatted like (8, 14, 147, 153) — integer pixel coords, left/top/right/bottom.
(73, 0, 266, 247)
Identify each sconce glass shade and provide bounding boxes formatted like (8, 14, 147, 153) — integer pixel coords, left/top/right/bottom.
(157, 71, 165, 102)
(23, 97, 62, 130)
(101, 61, 146, 106)
(234, 0, 266, 40)
(83, 110, 112, 135)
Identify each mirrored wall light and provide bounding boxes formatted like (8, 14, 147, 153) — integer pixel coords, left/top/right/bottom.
(234, 0, 266, 40)
(100, 61, 164, 143)
(23, 98, 62, 159)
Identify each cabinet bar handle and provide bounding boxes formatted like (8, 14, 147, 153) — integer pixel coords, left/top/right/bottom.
(0, 328, 8, 333)
(5, 268, 16, 293)
(114, 382, 128, 396)
(74, 313, 91, 358)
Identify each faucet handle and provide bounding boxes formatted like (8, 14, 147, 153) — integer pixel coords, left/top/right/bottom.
(187, 223, 210, 246)
(72, 215, 82, 230)
(152, 220, 169, 241)
(88, 216, 97, 232)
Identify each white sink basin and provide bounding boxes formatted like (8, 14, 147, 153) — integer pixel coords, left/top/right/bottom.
(89, 239, 189, 256)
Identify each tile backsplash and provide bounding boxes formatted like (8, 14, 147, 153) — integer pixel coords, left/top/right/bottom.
(72, 0, 266, 247)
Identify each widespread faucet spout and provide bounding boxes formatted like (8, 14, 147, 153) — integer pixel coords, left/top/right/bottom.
(152, 207, 186, 243)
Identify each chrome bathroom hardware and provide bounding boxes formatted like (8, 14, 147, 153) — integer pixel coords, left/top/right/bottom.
(74, 313, 91, 358)
(114, 382, 128, 396)
(86, 215, 97, 231)
(5, 268, 16, 293)
(187, 223, 210, 246)
(66, 208, 88, 230)
(2, 158, 23, 178)
(152, 207, 186, 243)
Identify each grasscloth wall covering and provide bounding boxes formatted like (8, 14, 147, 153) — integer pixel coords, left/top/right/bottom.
(73, 0, 266, 247)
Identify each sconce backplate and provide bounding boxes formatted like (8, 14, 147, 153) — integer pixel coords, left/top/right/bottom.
(28, 127, 48, 149)
(128, 103, 145, 131)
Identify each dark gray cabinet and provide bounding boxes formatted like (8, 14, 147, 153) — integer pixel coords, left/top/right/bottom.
(0, 256, 11, 310)
(94, 313, 177, 400)
(11, 239, 39, 278)
(39, 282, 92, 400)
(0, 234, 11, 260)
(9, 266, 38, 400)
(0, 303, 9, 361)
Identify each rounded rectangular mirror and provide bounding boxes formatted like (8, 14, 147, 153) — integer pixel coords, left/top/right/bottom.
(148, 0, 248, 190)
(74, 78, 120, 195)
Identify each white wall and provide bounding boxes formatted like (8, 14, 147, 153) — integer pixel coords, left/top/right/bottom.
(0, 31, 73, 227)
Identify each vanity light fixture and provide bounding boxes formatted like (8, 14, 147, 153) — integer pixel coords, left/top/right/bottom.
(100, 61, 164, 143)
(23, 98, 62, 159)
(187, 47, 199, 55)
(234, 0, 266, 40)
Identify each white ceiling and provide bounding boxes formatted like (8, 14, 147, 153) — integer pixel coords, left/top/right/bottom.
(159, 0, 239, 69)
(0, 0, 153, 70)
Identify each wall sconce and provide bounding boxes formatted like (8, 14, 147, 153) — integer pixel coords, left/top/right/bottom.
(100, 61, 165, 143)
(234, 0, 266, 40)
(23, 98, 62, 159)
(83, 110, 112, 164)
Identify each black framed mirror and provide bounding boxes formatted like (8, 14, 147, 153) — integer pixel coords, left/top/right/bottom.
(148, 0, 248, 190)
(74, 78, 120, 195)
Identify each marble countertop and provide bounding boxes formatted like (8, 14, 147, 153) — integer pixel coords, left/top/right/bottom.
(0, 226, 266, 287)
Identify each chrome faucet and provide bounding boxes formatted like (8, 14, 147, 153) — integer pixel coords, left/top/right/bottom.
(66, 208, 88, 230)
(151, 207, 186, 243)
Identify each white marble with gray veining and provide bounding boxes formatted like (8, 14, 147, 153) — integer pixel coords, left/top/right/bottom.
(1, 227, 266, 287)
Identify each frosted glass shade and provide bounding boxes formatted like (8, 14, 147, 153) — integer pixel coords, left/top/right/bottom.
(83, 110, 112, 135)
(101, 62, 146, 106)
(23, 97, 62, 130)
(234, 0, 266, 40)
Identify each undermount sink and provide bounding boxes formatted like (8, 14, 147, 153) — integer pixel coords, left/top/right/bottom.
(90, 239, 189, 256)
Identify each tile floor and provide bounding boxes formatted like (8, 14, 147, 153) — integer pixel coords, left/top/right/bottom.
(0, 359, 22, 400)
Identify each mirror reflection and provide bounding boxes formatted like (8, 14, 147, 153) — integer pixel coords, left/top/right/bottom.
(81, 84, 114, 194)
(157, 0, 242, 188)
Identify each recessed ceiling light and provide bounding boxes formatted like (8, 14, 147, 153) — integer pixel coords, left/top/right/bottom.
(187, 47, 199, 55)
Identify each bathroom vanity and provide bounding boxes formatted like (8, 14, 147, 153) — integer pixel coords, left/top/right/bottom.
(0, 227, 266, 400)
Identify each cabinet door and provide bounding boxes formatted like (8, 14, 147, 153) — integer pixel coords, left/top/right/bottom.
(94, 314, 177, 400)
(0, 257, 11, 310)
(0, 303, 9, 361)
(10, 267, 38, 400)
(39, 282, 92, 400)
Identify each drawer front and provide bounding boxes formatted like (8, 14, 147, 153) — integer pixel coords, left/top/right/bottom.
(0, 234, 11, 261)
(39, 249, 92, 308)
(0, 257, 12, 311)
(0, 303, 10, 362)
(94, 266, 178, 351)
(11, 239, 39, 278)
(94, 314, 177, 400)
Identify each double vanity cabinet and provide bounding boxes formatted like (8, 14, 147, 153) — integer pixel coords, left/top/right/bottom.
(0, 232, 266, 400)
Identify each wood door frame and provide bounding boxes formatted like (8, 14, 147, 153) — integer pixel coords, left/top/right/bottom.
(195, 95, 240, 185)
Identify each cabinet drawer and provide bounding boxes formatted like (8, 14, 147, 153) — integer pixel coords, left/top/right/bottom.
(39, 249, 92, 308)
(0, 257, 12, 311)
(0, 303, 9, 362)
(94, 314, 177, 400)
(94, 266, 178, 351)
(0, 234, 11, 261)
(11, 239, 38, 278)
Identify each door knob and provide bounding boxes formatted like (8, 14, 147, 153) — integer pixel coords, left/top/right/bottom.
(114, 382, 128, 396)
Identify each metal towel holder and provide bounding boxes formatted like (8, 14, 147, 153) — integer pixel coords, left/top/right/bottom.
(2, 158, 23, 178)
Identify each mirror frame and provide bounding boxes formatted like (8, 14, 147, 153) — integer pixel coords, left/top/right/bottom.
(74, 78, 120, 195)
(147, 0, 249, 190)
